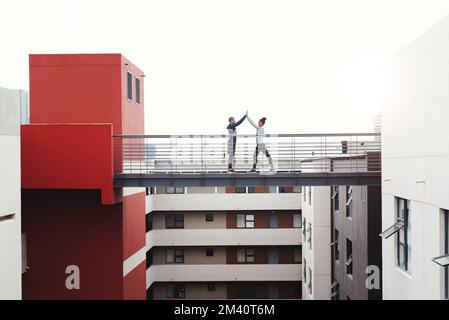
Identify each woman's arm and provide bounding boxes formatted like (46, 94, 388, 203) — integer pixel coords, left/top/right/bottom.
(247, 115, 258, 129)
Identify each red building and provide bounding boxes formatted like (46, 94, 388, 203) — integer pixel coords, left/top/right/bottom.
(21, 54, 147, 299)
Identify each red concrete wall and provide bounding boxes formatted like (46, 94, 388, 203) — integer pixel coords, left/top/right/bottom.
(122, 192, 146, 260)
(29, 54, 122, 133)
(21, 124, 116, 205)
(120, 55, 145, 135)
(22, 190, 123, 300)
(123, 261, 146, 300)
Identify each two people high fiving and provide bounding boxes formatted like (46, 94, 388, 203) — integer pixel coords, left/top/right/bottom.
(226, 110, 274, 173)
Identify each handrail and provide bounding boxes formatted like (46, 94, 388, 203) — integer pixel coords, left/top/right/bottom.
(113, 133, 381, 139)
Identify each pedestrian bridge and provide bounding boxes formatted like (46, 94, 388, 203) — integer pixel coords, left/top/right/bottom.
(113, 133, 381, 187)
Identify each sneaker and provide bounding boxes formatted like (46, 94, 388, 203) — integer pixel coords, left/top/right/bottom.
(249, 168, 257, 173)
(227, 169, 235, 173)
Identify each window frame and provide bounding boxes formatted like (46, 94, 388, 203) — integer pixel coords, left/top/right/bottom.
(205, 248, 214, 257)
(268, 214, 278, 228)
(165, 214, 184, 229)
(307, 222, 312, 250)
(346, 186, 353, 218)
(293, 213, 302, 228)
(165, 186, 185, 194)
(334, 229, 340, 262)
(127, 71, 133, 101)
(207, 283, 216, 292)
(166, 283, 185, 298)
(396, 198, 411, 272)
(237, 248, 256, 264)
(135, 77, 141, 105)
(346, 238, 353, 277)
(236, 214, 255, 229)
(205, 213, 214, 222)
(332, 186, 340, 212)
(166, 248, 184, 264)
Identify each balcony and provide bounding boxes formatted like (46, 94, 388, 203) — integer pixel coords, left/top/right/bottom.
(146, 228, 301, 249)
(147, 193, 302, 212)
(147, 264, 302, 288)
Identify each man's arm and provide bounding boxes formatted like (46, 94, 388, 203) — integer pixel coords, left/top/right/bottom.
(234, 114, 247, 127)
(247, 114, 258, 129)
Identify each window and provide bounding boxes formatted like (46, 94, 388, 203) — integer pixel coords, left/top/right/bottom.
(165, 214, 184, 229)
(235, 187, 247, 193)
(293, 213, 302, 228)
(397, 198, 411, 272)
(303, 259, 307, 283)
(432, 209, 449, 300)
(334, 229, 340, 261)
(135, 77, 141, 105)
(206, 248, 214, 257)
(346, 186, 353, 218)
(346, 239, 353, 276)
(332, 186, 339, 212)
(331, 281, 340, 300)
(205, 213, 214, 222)
(236, 284, 257, 298)
(307, 222, 312, 250)
(268, 186, 278, 193)
(237, 248, 255, 263)
(302, 218, 306, 238)
(294, 247, 302, 262)
(308, 267, 312, 295)
(167, 284, 185, 298)
(268, 284, 279, 299)
(279, 186, 294, 193)
(268, 248, 279, 264)
(361, 186, 367, 202)
(293, 186, 302, 193)
(165, 187, 185, 194)
(269, 214, 278, 228)
(127, 72, 133, 101)
(207, 283, 215, 292)
(237, 214, 255, 228)
(166, 249, 184, 264)
(247, 187, 255, 193)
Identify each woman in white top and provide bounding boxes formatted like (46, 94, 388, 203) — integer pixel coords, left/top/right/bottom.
(247, 114, 274, 173)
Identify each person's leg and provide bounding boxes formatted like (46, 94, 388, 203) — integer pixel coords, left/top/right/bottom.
(227, 138, 234, 171)
(232, 137, 237, 170)
(265, 147, 274, 170)
(251, 145, 260, 171)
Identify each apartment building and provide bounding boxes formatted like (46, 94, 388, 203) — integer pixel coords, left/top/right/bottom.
(302, 154, 382, 300)
(145, 186, 303, 300)
(381, 15, 449, 300)
(0, 87, 27, 299)
(301, 185, 331, 300)
(330, 184, 382, 300)
(21, 54, 147, 299)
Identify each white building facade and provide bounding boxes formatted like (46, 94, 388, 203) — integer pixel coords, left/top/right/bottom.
(0, 87, 26, 299)
(301, 185, 332, 300)
(381, 15, 449, 300)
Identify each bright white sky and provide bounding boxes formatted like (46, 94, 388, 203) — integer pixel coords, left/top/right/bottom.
(1, 0, 449, 134)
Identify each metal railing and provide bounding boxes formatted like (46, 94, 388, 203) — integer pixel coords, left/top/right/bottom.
(113, 133, 381, 174)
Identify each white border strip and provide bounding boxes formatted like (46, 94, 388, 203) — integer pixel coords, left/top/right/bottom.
(123, 246, 146, 277)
